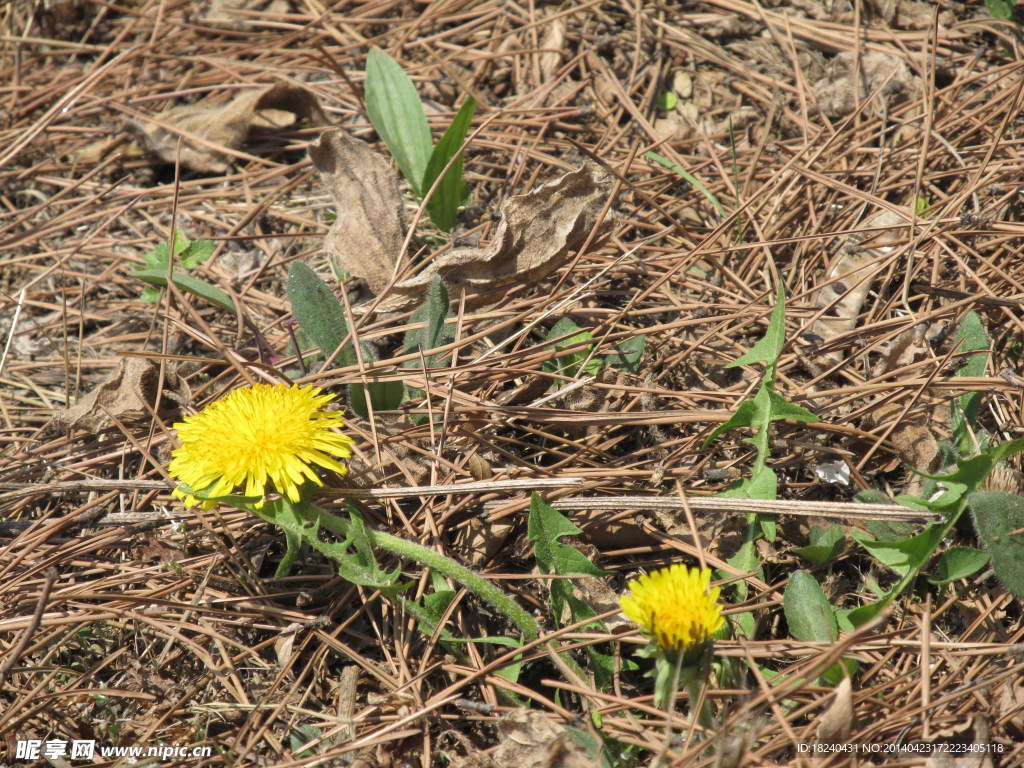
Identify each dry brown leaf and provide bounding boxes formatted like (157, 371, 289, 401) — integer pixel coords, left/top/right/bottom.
(124, 82, 327, 172)
(809, 210, 905, 366)
(813, 51, 918, 118)
(202, 0, 291, 29)
(273, 622, 302, 667)
(492, 711, 590, 768)
(309, 137, 616, 310)
(455, 519, 514, 568)
(381, 162, 616, 311)
(308, 127, 408, 295)
(923, 715, 995, 768)
(54, 357, 189, 432)
(538, 17, 566, 81)
(816, 675, 853, 743)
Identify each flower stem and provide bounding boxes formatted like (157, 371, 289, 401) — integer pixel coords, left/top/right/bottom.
(307, 503, 539, 640)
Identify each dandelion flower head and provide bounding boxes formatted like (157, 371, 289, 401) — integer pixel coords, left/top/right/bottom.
(619, 564, 724, 654)
(169, 383, 354, 509)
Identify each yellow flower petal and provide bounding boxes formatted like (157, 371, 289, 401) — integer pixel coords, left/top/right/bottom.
(619, 564, 724, 653)
(168, 383, 354, 509)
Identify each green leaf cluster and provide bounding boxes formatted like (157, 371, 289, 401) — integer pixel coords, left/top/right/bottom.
(286, 262, 404, 418)
(543, 318, 646, 388)
(703, 286, 816, 642)
(527, 494, 620, 690)
(364, 48, 476, 232)
(847, 313, 1024, 623)
(704, 284, 816, 509)
(134, 230, 236, 313)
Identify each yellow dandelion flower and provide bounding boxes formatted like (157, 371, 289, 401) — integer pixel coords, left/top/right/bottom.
(619, 564, 724, 655)
(168, 383, 354, 509)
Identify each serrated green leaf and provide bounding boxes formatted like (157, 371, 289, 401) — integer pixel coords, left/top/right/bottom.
(767, 389, 818, 422)
(969, 490, 1024, 597)
(364, 48, 433, 196)
(784, 570, 837, 642)
(423, 95, 476, 232)
(527, 494, 608, 633)
(132, 267, 236, 313)
(703, 399, 758, 448)
(528, 493, 606, 578)
(719, 465, 777, 501)
(928, 546, 990, 585)
(728, 283, 787, 370)
(287, 262, 356, 368)
(179, 237, 213, 268)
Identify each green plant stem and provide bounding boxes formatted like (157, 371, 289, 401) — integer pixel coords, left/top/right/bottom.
(304, 502, 539, 640)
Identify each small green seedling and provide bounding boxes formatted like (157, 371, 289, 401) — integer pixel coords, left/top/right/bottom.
(364, 48, 476, 232)
(134, 230, 235, 313)
(543, 318, 647, 388)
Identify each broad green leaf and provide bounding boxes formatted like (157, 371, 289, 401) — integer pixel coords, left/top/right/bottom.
(928, 546, 990, 585)
(607, 334, 646, 372)
(423, 95, 476, 232)
(846, 597, 886, 628)
(348, 379, 405, 419)
(820, 658, 859, 687)
(645, 150, 725, 218)
(864, 518, 914, 542)
(290, 724, 329, 758)
(543, 317, 602, 383)
(850, 525, 943, 578)
(364, 48, 432, 196)
(784, 570, 837, 642)
(132, 267, 236, 313)
(794, 524, 845, 565)
(728, 284, 787, 370)
(655, 92, 678, 111)
(985, 0, 1014, 20)
(969, 490, 1024, 597)
(287, 262, 357, 368)
(403, 276, 451, 361)
(951, 311, 990, 456)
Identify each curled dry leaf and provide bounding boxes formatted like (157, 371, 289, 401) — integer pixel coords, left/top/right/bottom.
(492, 711, 590, 768)
(308, 127, 408, 296)
(123, 82, 327, 172)
(538, 17, 565, 81)
(309, 129, 617, 310)
(815, 675, 853, 743)
(385, 162, 616, 311)
(54, 357, 189, 432)
(202, 0, 290, 29)
(808, 210, 906, 367)
(813, 51, 919, 118)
